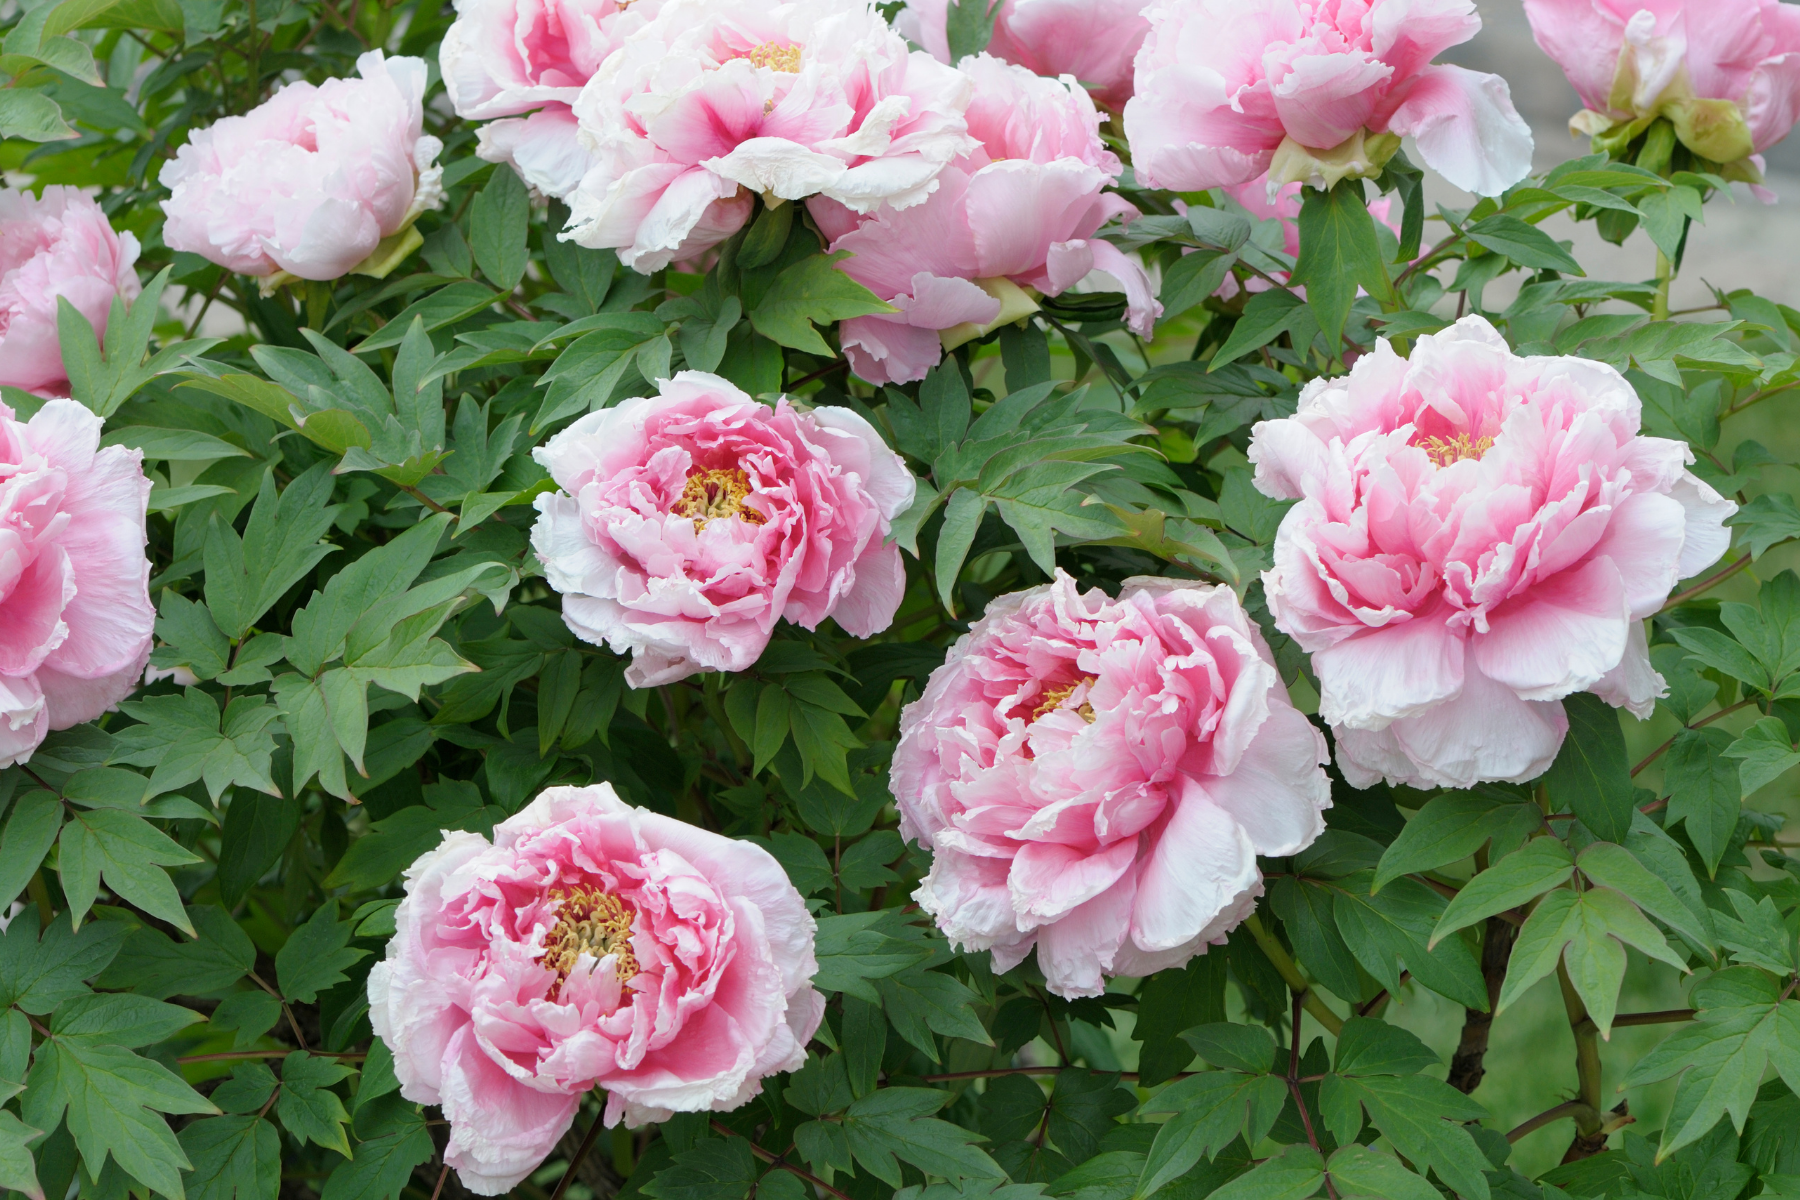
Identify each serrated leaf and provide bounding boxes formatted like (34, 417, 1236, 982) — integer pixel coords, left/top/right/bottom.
(748, 253, 895, 356)
(841, 1088, 1005, 1188)
(1206, 1144, 1323, 1200)
(876, 967, 994, 1062)
(178, 1116, 279, 1200)
(1431, 837, 1574, 945)
(58, 807, 202, 934)
(275, 906, 368, 1004)
(274, 1053, 353, 1157)
(1373, 792, 1540, 891)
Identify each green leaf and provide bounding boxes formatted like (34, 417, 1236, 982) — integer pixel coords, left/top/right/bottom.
(0, 1109, 45, 1200)
(1131, 955, 1227, 1087)
(1623, 997, 1799, 1162)
(217, 792, 302, 906)
(1333, 872, 1488, 1010)
(1206, 1145, 1323, 1200)
(1725, 716, 1800, 795)
(470, 167, 530, 293)
(1431, 837, 1574, 945)
(1663, 726, 1743, 874)
(1331, 1018, 1441, 1077)
(1498, 886, 1687, 1035)
(1136, 1072, 1284, 1197)
(1211, 289, 1311, 370)
(935, 488, 988, 611)
(841, 1088, 1005, 1188)
(1180, 1023, 1275, 1074)
(93, 906, 253, 1000)
(275, 907, 369, 1004)
(1291, 181, 1392, 354)
(20, 1034, 217, 1200)
(748, 253, 895, 356)
(1543, 693, 1636, 843)
(643, 1138, 755, 1200)
(202, 465, 340, 640)
(1727, 494, 1800, 559)
(57, 807, 202, 934)
(1465, 214, 1584, 274)
(1046, 1070, 1135, 1163)
(875, 967, 994, 1062)
(324, 787, 498, 892)
(0, 790, 61, 913)
(943, 0, 998, 59)
(110, 691, 281, 804)
(1714, 890, 1796, 975)
(1318, 1074, 1490, 1200)
(316, 1106, 432, 1200)
(1574, 841, 1711, 949)
(274, 1053, 353, 1157)
(0, 88, 76, 140)
(1373, 792, 1539, 891)
(178, 1117, 279, 1200)
(1325, 1145, 1439, 1200)
(50, 994, 202, 1047)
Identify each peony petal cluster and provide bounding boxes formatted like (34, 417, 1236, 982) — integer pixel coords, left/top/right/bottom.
(0, 399, 154, 768)
(1526, 0, 1800, 185)
(531, 372, 915, 687)
(1248, 316, 1736, 792)
(810, 54, 1157, 385)
(892, 571, 1331, 999)
(441, 0, 665, 199)
(898, 0, 1153, 110)
(561, 0, 975, 272)
(369, 783, 822, 1195)
(1, 187, 142, 399)
(160, 51, 445, 283)
(1124, 0, 1534, 198)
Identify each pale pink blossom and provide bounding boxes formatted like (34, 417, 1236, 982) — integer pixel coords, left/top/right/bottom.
(1525, 0, 1800, 178)
(368, 783, 822, 1195)
(892, 571, 1330, 999)
(897, 0, 1153, 109)
(0, 399, 153, 768)
(562, 0, 975, 272)
(1248, 316, 1735, 791)
(812, 55, 1157, 385)
(441, 0, 664, 198)
(160, 51, 444, 282)
(1124, 0, 1533, 197)
(0, 187, 141, 398)
(531, 372, 915, 687)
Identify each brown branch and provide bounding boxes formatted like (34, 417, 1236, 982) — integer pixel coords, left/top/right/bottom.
(1448, 916, 1517, 1094)
(249, 971, 307, 1052)
(550, 1114, 607, 1200)
(1505, 1101, 1590, 1144)
(712, 1123, 854, 1200)
(1632, 698, 1758, 776)
(1607, 1008, 1696, 1029)
(1662, 555, 1753, 612)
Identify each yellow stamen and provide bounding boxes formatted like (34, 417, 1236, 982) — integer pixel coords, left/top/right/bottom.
(746, 42, 803, 72)
(1032, 676, 1096, 723)
(1417, 432, 1494, 468)
(538, 884, 637, 1001)
(671, 467, 766, 530)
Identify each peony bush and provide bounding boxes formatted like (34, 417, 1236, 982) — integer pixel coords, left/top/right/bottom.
(6, 0, 1800, 1198)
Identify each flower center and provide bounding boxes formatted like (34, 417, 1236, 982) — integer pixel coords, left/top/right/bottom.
(1032, 676, 1096, 723)
(671, 467, 766, 530)
(746, 42, 803, 72)
(1416, 432, 1494, 468)
(539, 884, 638, 1000)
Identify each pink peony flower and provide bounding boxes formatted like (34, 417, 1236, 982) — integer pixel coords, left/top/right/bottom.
(368, 783, 822, 1195)
(0, 187, 141, 398)
(897, 0, 1153, 110)
(1247, 316, 1736, 791)
(0, 399, 154, 768)
(160, 51, 445, 283)
(811, 54, 1157, 385)
(441, 0, 664, 198)
(530, 371, 915, 687)
(1124, 0, 1534, 198)
(892, 570, 1331, 999)
(561, 0, 976, 272)
(1525, 0, 1800, 179)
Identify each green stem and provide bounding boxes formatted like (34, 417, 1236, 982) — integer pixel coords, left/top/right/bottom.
(1244, 913, 1344, 1036)
(1556, 961, 1606, 1150)
(1652, 249, 1673, 322)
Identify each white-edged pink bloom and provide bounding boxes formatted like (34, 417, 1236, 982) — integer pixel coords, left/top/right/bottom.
(898, 0, 1152, 110)
(441, 0, 664, 198)
(160, 51, 444, 282)
(530, 372, 915, 687)
(1526, 0, 1800, 180)
(1124, 0, 1533, 197)
(0, 399, 153, 767)
(1248, 316, 1735, 791)
(811, 54, 1157, 385)
(0, 187, 141, 398)
(893, 571, 1331, 999)
(562, 0, 975, 272)
(368, 783, 822, 1195)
